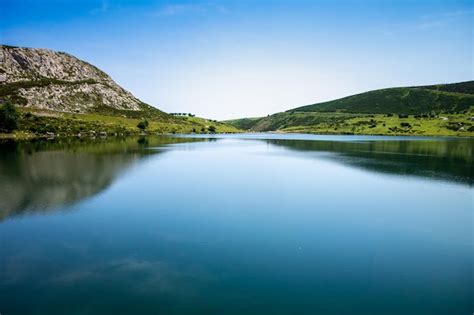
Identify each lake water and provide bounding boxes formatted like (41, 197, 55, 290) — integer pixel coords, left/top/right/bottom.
(0, 134, 472, 315)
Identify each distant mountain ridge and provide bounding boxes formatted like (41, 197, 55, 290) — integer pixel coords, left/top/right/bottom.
(0, 45, 168, 119)
(289, 81, 474, 115)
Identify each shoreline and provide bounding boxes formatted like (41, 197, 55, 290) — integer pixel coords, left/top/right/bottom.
(2, 130, 472, 141)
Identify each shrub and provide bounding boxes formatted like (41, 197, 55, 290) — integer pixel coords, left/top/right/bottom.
(208, 125, 217, 133)
(137, 120, 149, 131)
(0, 101, 19, 132)
(446, 122, 463, 131)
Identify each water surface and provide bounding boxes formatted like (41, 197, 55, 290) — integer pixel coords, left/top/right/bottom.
(0, 135, 472, 315)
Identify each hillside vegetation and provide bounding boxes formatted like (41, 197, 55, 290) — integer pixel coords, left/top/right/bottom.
(290, 81, 474, 115)
(0, 107, 240, 139)
(226, 81, 474, 137)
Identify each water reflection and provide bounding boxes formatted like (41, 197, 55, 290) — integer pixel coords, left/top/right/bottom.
(0, 135, 471, 315)
(264, 138, 473, 185)
(0, 136, 203, 220)
(0, 135, 472, 222)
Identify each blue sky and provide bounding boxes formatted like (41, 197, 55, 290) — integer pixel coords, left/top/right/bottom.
(1, 0, 472, 119)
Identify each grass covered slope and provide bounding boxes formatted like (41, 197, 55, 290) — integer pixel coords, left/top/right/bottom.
(1, 108, 240, 139)
(278, 111, 474, 136)
(226, 111, 474, 136)
(290, 81, 474, 115)
(225, 81, 474, 137)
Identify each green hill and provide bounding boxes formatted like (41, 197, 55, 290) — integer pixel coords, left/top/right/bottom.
(290, 81, 474, 115)
(225, 81, 474, 137)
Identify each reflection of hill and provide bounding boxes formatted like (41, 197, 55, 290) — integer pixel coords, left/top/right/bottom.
(0, 136, 203, 221)
(266, 138, 473, 186)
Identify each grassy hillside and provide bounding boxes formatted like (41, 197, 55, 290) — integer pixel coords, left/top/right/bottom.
(225, 117, 263, 130)
(290, 81, 474, 115)
(227, 112, 360, 131)
(415, 81, 474, 95)
(226, 110, 474, 136)
(226, 81, 474, 137)
(1, 107, 241, 139)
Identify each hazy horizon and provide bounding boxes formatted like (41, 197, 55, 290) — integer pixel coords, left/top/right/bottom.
(2, 0, 473, 120)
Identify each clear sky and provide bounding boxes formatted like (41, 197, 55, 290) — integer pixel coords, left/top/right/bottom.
(1, 0, 472, 119)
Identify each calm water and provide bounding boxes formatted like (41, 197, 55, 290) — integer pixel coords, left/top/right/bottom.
(0, 134, 472, 315)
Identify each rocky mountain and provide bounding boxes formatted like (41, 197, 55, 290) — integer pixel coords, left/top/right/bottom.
(0, 45, 167, 117)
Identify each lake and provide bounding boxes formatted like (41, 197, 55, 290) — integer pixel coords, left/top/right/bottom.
(0, 134, 472, 315)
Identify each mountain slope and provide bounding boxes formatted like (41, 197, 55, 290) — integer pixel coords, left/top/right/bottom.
(0, 45, 241, 136)
(0, 45, 168, 119)
(289, 81, 474, 115)
(225, 81, 474, 136)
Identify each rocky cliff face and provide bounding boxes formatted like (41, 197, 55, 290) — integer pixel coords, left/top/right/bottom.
(0, 45, 162, 115)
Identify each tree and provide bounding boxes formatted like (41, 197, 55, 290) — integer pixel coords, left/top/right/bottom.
(137, 120, 149, 131)
(208, 125, 216, 133)
(0, 101, 19, 132)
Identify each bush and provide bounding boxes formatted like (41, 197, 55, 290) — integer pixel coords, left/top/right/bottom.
(446, 122, 463, 131)
(0, 101, 19, 132)
(137, 120, 149, 131)
(400, 122, 411, 128)
(208, 125, 216, 133)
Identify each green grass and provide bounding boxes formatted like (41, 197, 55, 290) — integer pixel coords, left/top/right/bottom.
(415, 81, 474, 95)
(226, 112, 362, 132)
(226, 110, 474, 137)
(224, 117, 263, 130)
(2, 108, 241, 139)
(290, 81, 474, 115)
